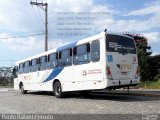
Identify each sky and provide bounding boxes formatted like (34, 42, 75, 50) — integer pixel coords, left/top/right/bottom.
(0, 0, 160, 67)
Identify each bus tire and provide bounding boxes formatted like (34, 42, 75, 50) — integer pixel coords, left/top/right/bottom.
(53, 82, 63, 98)
(20, 83, 27, 94)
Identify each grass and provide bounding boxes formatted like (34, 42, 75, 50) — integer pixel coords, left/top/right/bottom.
(138, 80, 160, 89)
(0, 84, 14, 88)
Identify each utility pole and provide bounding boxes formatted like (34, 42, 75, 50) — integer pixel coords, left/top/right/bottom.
(30, 1, 48, 51)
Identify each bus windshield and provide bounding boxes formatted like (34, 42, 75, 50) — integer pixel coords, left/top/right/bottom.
(106, 34, 136, 54)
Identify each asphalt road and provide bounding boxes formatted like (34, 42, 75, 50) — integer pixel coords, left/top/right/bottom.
(0, 90, 160, 115)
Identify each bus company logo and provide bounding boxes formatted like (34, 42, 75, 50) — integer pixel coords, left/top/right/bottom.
(109, 42, 122, 50)
(82, 70, 87, 76)
(88, 69, 102, 74)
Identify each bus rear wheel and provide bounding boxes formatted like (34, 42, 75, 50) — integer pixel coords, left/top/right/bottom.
(53, 82, 63, 98)
(20, 83, 27, 94)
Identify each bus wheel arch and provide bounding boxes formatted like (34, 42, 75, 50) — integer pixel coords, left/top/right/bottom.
(53, 79, 63, 98)
(19, 82, 27, 94)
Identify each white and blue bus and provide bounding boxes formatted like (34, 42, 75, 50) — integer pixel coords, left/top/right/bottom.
(13, 30, 140, 98)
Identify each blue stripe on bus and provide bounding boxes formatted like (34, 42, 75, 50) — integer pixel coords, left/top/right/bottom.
(42, 41, 78, 83)
(42, 67, 64, 83)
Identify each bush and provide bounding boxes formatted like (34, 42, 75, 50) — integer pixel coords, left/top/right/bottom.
(154, 74, 160, 82)
(138, 81, 160, 89)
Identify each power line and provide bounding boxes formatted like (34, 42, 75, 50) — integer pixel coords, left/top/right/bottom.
(31, 5, 44, 31)
(0, 59, 18, 61)
(38, 7, 44, 25)
(0, 33, 44, 39)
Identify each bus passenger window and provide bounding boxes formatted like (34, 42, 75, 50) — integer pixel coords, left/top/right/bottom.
(73, 43, 90, 65)
(24, 61, 30, 73)
(19, 63, 24, 74)
(30, 59, 38, 72)
(59, 49, 72, 67)
(91, 40, 100, 62)
(39, 56, 47, 71)
(48, 53, 57, 69)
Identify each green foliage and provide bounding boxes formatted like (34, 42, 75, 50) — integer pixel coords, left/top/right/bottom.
(138, 81, 160, 89)
(154, 74, 160, 82)
(0, 85, 14, 88)
(133, 35, 160, 82)
(150, 55, 160, 80)
(136, 42, 152, 81)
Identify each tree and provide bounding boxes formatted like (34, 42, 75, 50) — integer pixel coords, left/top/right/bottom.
(136, 40, 152, 81)
(150, 55, 160, 81)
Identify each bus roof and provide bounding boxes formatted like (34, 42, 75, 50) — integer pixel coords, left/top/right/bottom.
(16, 31, 134, 65)
(16, 32, 104, 65)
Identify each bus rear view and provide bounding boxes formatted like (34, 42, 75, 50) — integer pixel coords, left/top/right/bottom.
(105, 34, 140, 89)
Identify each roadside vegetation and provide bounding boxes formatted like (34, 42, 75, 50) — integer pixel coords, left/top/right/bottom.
(126, 34, 160, 89)
(0, 85, 13, 88)
(138, 81, 160, 89)
(138, 75, 160, 89)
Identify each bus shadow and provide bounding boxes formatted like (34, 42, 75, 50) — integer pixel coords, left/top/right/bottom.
(63, 92, 160, 102)
(27, 91, 54, 96)
(80, 93, 160, 102)
(27, 91, 160, 102)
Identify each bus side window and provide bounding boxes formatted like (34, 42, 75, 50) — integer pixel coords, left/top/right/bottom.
(73, 43, 90, 65)
(24, 61, 30, 73)
(19, 63, 23, 74)
(59, 49, 72, 67)
(91, 40, 100, 62)
(30, 59, 38, 72)
(48, 53, 57, 69)
(39, 56, 47, 71)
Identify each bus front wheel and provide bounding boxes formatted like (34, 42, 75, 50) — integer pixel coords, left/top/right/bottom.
(53, 82, 63, 98)
(20, 83, 27, 94)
